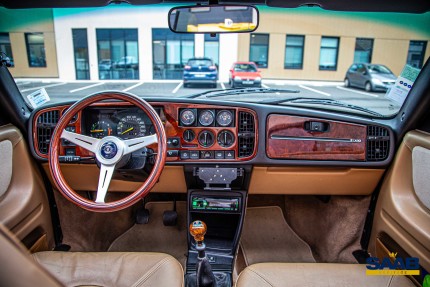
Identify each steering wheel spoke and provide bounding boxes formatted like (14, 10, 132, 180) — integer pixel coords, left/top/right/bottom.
(95, 164, 115, 203)
(61, 129, 100, 153)
(124, 133, 158, 155)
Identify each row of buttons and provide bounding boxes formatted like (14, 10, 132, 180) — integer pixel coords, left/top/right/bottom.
(167, 150, 235, 160)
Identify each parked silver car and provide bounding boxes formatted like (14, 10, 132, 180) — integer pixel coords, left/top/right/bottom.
(344, 63, 397, 92)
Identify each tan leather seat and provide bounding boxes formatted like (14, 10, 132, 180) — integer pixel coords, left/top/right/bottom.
(0, 223, 184, 287)
(235, 263, 415, 287)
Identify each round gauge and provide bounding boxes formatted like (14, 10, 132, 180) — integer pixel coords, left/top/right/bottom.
(199, 110, 215, 126)
(180, 109, 196, 126)
(216, 110, 233, 127)
(89, 121, 111, 139)
(117, 114, 147, 139)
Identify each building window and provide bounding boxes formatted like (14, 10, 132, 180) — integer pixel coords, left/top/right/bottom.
(72, 29, 90, 80)
(354, 38, 373, 63)
(407, 41, 427, 69)
(250, 33, 269, 68)
(204, 34, 219, 67)
(96, 29, 139, 80)
(152, 28, 195, 80)
(0, 33, 14, 67)
(25, 33, 46, 67)
(285, 35, 304, 69)
(319, 36, 339, 71)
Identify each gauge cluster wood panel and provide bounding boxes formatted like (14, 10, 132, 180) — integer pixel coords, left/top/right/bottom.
(266, 114, 366, 161)
(32, 102, 258, 162)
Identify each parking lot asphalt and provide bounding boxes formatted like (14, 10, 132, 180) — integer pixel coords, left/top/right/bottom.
(16, 79, 400, 116)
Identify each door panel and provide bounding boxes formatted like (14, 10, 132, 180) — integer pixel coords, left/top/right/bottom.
(0, 124, 54, 251)
(369, 130, 430, 271)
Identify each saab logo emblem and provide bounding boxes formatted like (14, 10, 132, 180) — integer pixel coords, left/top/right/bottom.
(365, 252, 420, 276)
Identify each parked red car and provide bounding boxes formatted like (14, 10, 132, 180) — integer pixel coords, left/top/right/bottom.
(229, 62, 262, 88)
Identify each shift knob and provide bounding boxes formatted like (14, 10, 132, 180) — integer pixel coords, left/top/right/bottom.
(190, 220, 207, 243)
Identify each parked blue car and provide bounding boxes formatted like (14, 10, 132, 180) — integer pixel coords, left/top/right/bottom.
(183, 57, 218, 88)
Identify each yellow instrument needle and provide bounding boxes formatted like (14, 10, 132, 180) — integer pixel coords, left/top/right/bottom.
(121, 127, 134, 135)
(90, 129, 104, 133)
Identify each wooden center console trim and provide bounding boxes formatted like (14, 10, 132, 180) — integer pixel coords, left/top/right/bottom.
(266, 114, 366, 161)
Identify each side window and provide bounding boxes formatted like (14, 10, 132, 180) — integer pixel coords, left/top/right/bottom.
(0, 33, 14, 67)
(319, 36, 339, 71)
(285, 35, 305, 69)
(249, 33, 269, 68)
(357, 64, 366, 73)
(349, 64, 358, 72)
(25, 33, 46, 67)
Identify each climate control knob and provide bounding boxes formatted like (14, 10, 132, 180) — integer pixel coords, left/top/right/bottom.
(198, 130, 215, 148)
(217, 130, 235, 147)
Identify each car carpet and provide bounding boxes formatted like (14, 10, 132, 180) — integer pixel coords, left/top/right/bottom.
(108, 201, 188, 269)
(240, 206, 316, 266)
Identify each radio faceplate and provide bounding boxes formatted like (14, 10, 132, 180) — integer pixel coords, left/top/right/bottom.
(191, 196, 240, 212)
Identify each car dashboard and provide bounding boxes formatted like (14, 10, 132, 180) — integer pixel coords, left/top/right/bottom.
(29, 96, 394, 196)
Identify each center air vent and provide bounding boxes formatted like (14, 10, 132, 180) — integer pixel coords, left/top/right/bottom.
(36, 110, 60, 154)
(238, 111, 256, 158)
(366, 125, 390, 161)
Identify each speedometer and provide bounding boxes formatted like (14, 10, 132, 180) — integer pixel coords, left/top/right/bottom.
(89, 121, 111, 139)
(117, 114, 146, 139)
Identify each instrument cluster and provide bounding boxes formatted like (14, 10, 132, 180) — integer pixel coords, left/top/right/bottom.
(82, 107, 156, 140)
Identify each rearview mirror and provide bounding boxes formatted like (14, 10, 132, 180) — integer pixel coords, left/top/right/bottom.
(169, 5, 259, 33)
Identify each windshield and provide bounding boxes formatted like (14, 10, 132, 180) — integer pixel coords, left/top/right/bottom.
(234, 64, 257, 72)
(367, 65, 392, 74)
(1, 5, 429, 117)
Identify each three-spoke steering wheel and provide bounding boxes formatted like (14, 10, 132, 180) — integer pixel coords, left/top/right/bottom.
(48, 92, 167, 212)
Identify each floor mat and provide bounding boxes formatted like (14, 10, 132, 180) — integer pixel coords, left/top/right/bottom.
(240, 206, 316, 266)
(108, 201, 188, 268)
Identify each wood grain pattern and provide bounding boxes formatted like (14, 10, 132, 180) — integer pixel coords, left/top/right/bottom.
(33, 102, 258, 162)
(266, 114, 366, 161)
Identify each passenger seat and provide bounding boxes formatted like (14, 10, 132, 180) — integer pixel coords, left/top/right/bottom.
(235, 263, 415, 287)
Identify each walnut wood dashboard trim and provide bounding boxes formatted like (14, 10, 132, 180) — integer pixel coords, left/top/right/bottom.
(266, 114, 366, 161)
(32, 101, 258, 162)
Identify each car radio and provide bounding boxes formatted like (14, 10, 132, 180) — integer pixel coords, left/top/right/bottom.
(191, 196, 240, 212)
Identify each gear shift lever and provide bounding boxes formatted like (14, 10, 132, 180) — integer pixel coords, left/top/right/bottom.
(190, 220, 216, 287)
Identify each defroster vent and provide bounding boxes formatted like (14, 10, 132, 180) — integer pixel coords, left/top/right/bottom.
(238, 111, 256, 158)
(367, 125, 390, 161)
(36, 110, 60, 154)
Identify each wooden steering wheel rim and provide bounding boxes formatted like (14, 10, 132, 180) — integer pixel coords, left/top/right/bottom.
(48, 91, 167, 212)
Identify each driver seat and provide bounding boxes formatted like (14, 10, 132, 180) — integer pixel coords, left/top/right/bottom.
(0, 223, 184, 287)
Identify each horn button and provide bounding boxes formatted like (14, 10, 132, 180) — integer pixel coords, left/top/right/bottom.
(100, 141, 118, 159)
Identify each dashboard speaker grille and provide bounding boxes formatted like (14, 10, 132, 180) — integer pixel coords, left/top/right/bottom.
(36, 110, 60, 154)
(238, 111, 255, 158)
(367, 125, 390, 161)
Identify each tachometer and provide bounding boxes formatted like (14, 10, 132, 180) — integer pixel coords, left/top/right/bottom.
(199, 110, 215, 126)
(216, 110, 233, 127)
(117, 114, 147, 139)
(89, 121, 111, 139)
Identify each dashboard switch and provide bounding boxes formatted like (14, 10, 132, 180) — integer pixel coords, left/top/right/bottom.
(190, 151, 200, 159)
(167, 150, 179, 157)
(225, 151, 235, 159)
(180, 151, 190, 160)
(167, 137, 180, 148)
(215, 151, 224, 159)
(200, 151, 214, 159)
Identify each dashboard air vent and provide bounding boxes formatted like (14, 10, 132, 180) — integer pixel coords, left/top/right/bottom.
(36, 110, 60, 154)
(367, 125, 390, 161)
(238, 111, 256, 158)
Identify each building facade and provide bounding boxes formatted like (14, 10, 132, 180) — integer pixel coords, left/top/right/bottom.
(1, 6, 429, 82)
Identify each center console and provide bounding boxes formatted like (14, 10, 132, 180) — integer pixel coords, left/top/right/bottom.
(184, 166, 251, 286)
